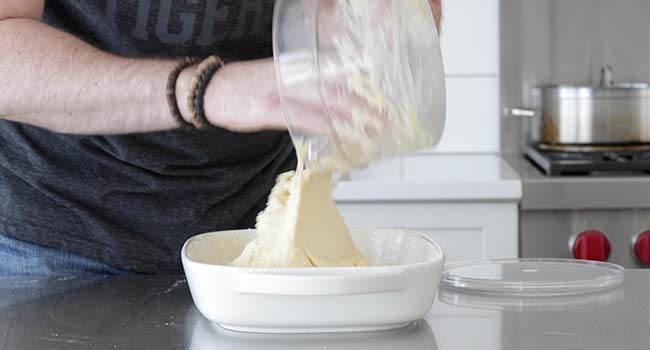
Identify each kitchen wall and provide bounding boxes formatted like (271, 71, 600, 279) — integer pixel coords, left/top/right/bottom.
(432, 0, 500, 154)
(501, 0, 650, 155)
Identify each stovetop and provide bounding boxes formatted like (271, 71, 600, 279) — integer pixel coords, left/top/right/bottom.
(525, 144, 650, 176)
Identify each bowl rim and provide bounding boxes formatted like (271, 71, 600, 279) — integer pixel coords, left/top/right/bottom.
(181, 228, 445, 273)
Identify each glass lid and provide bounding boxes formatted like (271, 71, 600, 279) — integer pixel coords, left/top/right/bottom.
(438, 286, 624, 311)
(440, 258, 625, 297)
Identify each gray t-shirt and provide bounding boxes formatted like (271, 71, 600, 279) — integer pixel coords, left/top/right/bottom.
(0, 0, 296, 273)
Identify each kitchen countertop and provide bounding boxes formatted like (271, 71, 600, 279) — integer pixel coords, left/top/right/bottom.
(334, 154, 522, 202)
(1, 270, 649, 350)
(504, 154, 650, 210)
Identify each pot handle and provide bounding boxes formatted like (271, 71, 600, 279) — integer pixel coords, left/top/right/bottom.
(235, 269, 407, 296)
(503, 107, 540, 118)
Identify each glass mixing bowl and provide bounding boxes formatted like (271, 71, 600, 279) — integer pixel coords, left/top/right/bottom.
(273, 0, 446, 170)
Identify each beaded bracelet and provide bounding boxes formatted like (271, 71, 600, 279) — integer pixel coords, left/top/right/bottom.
(166, 57, 200, 129)
(187, 55, 225, 130)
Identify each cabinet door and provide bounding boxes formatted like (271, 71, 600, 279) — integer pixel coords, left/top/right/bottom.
(337, 202, 519, 262)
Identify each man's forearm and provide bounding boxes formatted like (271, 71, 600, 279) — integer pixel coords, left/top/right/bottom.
(0, 18, 182, 134)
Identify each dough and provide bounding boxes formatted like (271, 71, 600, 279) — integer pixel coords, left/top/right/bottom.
(229, 155, 368, 268)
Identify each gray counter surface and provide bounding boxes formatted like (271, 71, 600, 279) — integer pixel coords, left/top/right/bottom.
(1, 270, 649, 350)
(504, 155, 650, 210)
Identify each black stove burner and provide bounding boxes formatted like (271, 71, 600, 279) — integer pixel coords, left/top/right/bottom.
(525, 145, 650, 176)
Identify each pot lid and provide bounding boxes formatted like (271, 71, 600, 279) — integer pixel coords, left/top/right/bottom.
(537, 84, 650, 99)
(535, 66, 650, 98)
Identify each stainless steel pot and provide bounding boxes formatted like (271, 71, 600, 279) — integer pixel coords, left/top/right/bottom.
(505, 68, 650, 146)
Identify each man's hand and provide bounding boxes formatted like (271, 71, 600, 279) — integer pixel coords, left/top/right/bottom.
(196, 0, 443, 135)
(174, 58, 330, 134)
(429, 0, 442, 30)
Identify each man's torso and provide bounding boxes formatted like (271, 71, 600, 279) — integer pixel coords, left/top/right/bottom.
(0, 0, 296, 274)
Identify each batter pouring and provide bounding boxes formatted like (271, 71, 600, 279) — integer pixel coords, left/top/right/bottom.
(229, 147, 368, 268)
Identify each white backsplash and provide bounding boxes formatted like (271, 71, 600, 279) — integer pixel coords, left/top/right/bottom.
(434, 0, 500, 154)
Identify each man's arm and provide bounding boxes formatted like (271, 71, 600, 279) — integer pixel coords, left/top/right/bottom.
(0, 0, 188, 134)
(0, 0, 442, 136)
(0, 0, 295, 135)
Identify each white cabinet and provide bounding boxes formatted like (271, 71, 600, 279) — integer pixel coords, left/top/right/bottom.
(335, 155, 522, 262)
(338, 202, 518, 263)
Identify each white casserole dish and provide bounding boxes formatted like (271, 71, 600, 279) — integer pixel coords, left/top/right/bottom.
(181, 229, 444, 333)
